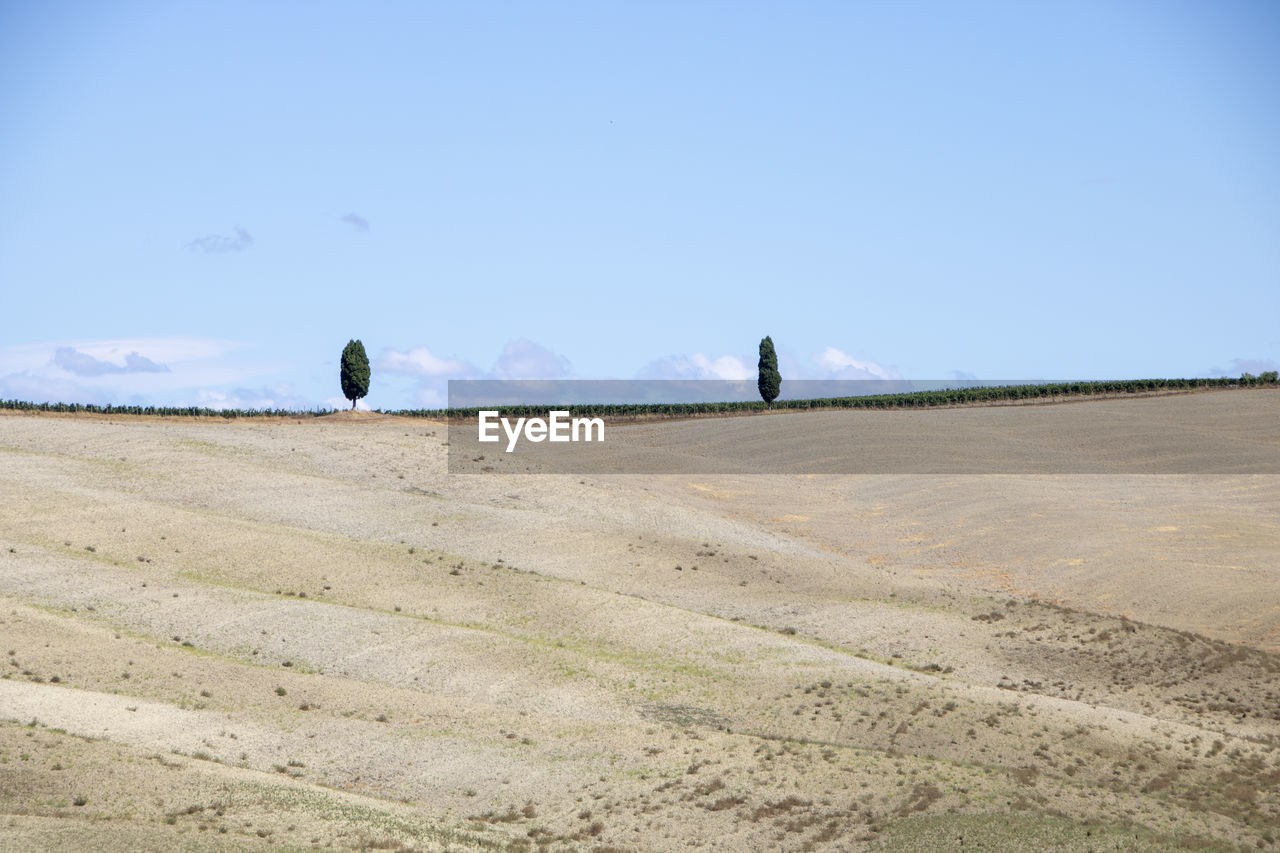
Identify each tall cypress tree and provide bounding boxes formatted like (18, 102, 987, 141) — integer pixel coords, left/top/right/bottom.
(340, 339, 371, 410)
(757, 336, 781, 405)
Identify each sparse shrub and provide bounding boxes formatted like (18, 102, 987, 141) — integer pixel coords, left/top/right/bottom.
(705, 795, 745, 811)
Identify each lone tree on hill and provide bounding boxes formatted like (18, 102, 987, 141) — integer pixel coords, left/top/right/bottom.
(340, 339, 371, 410)
(758, 336, 781, 405)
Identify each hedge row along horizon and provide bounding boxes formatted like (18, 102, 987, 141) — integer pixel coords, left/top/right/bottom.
(4, 374, 1274, 420)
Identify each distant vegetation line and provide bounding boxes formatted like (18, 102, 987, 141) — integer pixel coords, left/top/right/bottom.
(2, 374, 1275, 420)
(0, 402, 331, 418)
(427, 375, 1277, 420)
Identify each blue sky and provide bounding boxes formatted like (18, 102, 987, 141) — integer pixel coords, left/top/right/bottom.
(2, 1, 1277, 410)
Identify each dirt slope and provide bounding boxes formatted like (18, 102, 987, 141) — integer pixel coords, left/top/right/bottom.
(1, 391, 1277, 851)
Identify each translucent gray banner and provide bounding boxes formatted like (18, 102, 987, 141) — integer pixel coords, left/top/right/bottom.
(445, 380, 1280, 474)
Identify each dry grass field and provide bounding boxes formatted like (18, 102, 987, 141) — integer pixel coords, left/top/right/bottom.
(1, 389, 1278, 851)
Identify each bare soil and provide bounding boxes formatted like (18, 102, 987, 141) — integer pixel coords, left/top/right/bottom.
(1, 389, 1277, 851)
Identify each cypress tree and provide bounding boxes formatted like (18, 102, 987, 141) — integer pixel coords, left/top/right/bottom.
(757, 336, 781, 405)
(340, 339, 371, 410)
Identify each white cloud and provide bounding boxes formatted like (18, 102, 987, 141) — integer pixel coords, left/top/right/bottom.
(0, 337, 277, 407)
(639, 348, 897, 383)
(0, 372, 114, 406)
(377, 340, 573, 382)
(323, 395, 372, 411)
(376, 346, 475, 377)
(813, 346, 900, 380)
(340, 212, 370, 232)
(491, 338, 572, 379)
(371, 339, 573, 409)
(639, 352, 752, 380)
(187, 226, 253, 254)
(0, 337, 241, 374)
(410, 386, 446, 408)
(194, 385, 316, 411)
(53, 346, 170, 377)
(1210, 357, 1278, 377)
